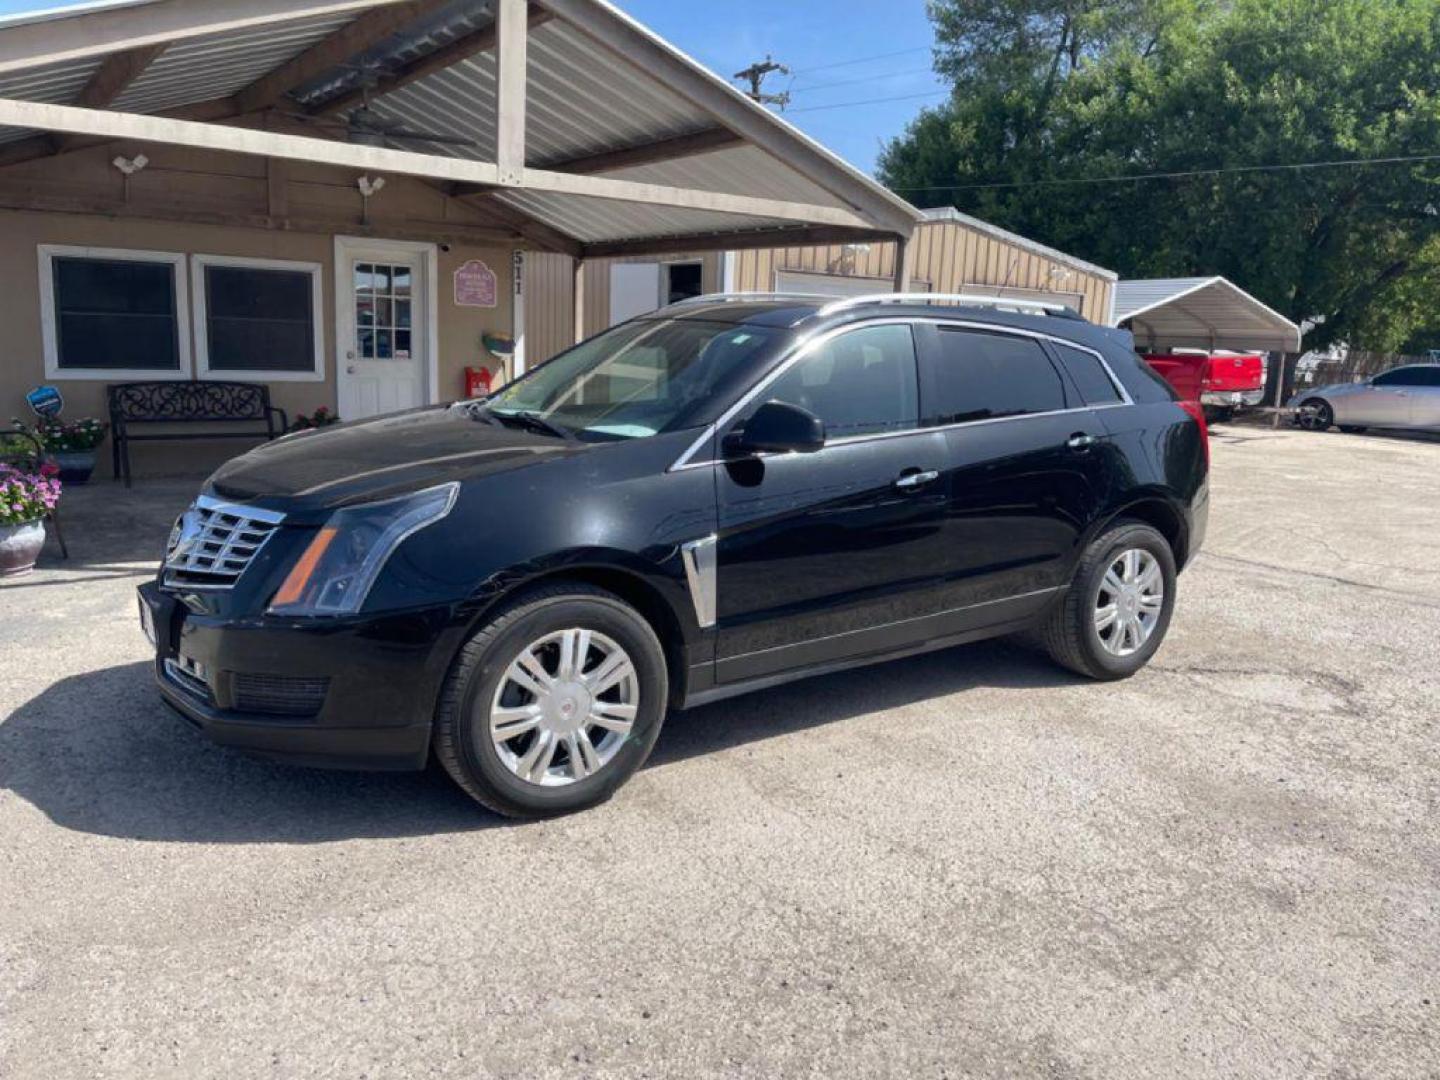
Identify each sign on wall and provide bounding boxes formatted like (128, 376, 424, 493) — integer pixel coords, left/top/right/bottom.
(26, 385, 64, 417)
(454, 259, 498, 308)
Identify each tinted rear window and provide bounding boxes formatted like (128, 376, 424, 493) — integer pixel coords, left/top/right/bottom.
(1054, 343, 1123, 405)
(928, 328, 1068, 424)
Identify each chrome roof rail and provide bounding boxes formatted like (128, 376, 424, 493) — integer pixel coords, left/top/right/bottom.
(817, 292, 1081, 317)
(667, 291, 831, 306)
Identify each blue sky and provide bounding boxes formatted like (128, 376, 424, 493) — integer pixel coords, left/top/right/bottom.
(0, 0, 947, 178)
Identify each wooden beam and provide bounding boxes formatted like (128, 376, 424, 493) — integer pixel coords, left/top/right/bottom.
(0, 0, 413, 76)
(538, 0, 919, 237)
(309, 6, 553, 118)
(0, 187, 522, 246)
(494, 0, 528, 185)
(573, 257, 586, 344)
(892, 235, 912, 292)
(231, 0, 451, 116)
(447, 126, 745, 196)
(0, 100, 874, 228)
(50, 41, 169, 153)
(446, 187, 581, 257)
(582, 226, 900, 259)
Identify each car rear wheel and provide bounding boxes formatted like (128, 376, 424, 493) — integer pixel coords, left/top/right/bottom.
(433, 582, 668, 818)
(1039, 520, 1177, 680)
(1296, 398, 1334, 431)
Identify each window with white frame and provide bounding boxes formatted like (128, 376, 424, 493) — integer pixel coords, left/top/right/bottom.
(193, 255, 324, 381)
(39, 245, 189, 380)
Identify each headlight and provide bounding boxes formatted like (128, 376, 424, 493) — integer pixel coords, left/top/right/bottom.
(268, 482, 458, 615)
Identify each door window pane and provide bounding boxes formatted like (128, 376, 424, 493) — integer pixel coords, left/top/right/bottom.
(354, 261, 413, 362)
(1054, 342, 1123, 405)
(204, 264, 316, 373)
(51, 255, 180, 371)
(929, 328, 1068, 424)
(1374, 367, 1425, 387)
(762, 324, 919, 437)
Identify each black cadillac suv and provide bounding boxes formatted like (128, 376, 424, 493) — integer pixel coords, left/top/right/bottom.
(138, 294, 1209, 817)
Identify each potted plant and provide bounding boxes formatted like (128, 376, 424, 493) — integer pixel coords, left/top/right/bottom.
(292, 406, 340, 431)
(0, 462, 60, 576)
(35, 416, 107, 484)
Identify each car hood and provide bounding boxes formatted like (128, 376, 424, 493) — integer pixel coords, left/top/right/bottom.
(207, 405, 583, 511)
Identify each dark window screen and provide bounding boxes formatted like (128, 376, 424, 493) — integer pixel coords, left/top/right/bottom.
(763, 323, 919, 436)
(205, 264, 316, 373)
(52, 256, 180, 371)
(930, 328, 1067, 424)
(1054, 342, 1123, 405)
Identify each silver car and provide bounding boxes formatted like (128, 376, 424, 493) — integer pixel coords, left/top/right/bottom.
(1291, 364, 1440, 432)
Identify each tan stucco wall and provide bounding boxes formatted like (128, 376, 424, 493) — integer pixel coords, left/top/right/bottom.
(0, 209, 515, 478)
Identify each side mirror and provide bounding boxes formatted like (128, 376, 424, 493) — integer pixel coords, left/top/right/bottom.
(724, 400, 825, 457)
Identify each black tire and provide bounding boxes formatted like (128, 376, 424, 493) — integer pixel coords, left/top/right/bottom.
(1338, 425, 1367, 434)
(433, 581, 669, 818)
(1298, 398, 1333, 431)
(1039, 520, 1178, 680)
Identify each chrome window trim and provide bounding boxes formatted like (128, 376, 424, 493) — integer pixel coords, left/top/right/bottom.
(668, 317, 1132, 472)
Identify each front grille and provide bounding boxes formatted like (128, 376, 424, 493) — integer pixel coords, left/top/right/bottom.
(232, 673, 330, 718)
(163, 496, 285, 588)
(163, 655, 213, 704)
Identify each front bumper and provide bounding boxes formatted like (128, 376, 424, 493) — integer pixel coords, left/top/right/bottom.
(138, 581, 461, 770)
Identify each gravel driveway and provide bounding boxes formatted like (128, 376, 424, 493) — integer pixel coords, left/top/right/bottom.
(2, 426, 1436, 1079)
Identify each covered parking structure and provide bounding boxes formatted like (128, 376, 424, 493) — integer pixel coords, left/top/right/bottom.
(1113, 277, 1302, 354)
(0, 0, 919, 471)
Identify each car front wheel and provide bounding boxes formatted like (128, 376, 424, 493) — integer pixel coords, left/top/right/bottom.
(1039, 520, 1178, 680)
(433, 582, 669, 818)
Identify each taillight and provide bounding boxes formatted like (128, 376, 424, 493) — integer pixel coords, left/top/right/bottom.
(1177, 399, 1210, 465)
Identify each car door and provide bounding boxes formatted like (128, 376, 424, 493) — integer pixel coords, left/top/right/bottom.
(1406, 366, 1440, 428)
(914, 324, 1113, 623)
(713, 322, 951, 684)
(1348, 367, 1420, 427)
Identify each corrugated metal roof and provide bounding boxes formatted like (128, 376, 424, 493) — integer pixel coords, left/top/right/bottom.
(0, 0, 915, 246)
(113, 13, 357, 114)
(0, 54, 98, 143)
(1114, 277, 1301, 351)
(920, 207, 1117, 282)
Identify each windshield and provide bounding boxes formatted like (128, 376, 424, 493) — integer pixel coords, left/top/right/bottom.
(483, 318, 782, 441)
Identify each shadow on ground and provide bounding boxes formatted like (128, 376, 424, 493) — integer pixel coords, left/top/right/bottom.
(0, 639, 1075, 843)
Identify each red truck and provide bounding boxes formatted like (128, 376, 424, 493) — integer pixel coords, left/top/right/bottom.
(1142, 350, 1267, 421)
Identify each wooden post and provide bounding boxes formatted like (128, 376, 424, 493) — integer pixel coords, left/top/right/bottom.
(495, 0, 528, 187)
(573, 257, 586, 344)
(892, 235, 911, 292)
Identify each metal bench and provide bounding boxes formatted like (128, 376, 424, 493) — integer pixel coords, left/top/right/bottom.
(107, 381, 288, 487)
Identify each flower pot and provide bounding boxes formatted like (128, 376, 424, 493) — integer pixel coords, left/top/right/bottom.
(0, 519, 45, 576)
(50, 449, 97, 484)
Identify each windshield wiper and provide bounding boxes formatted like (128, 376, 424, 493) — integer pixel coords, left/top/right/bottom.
(456, 400, 502, 426)
(492, 409, 578, 442)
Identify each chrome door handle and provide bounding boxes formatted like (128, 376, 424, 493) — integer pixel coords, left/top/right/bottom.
(1067, 433, 1098, 449)
(894, 469, 939, 490)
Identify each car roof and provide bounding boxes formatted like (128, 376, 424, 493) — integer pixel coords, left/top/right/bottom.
(652, 293, 1125, 352)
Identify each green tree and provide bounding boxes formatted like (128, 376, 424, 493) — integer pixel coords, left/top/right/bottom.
(880, 0, 1440, 350)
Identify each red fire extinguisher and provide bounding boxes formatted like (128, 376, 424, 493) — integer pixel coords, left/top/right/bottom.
(464, 365, 492, 398)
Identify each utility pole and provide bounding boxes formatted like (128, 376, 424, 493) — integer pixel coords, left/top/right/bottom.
(732, 54, 791, 109)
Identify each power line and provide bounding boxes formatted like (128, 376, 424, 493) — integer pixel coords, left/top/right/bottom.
(787, 45, 930, 77)
(787, 89, 950, 114)
(887, 153, 1440, 191)
(787, 66, 938, 96)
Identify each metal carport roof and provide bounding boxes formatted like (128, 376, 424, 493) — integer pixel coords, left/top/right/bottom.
(1113, 276, 1302, 353)
(0, 0, 921, 256)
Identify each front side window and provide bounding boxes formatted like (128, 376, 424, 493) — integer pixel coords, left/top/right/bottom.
(199, 258, 321, 378)
(929, 328, 1068, 424)
(761, 323, 919, 438)
(1373, 366, 1431, 387)
(486, 318, 782, 440)
(42, 248, 185, 377)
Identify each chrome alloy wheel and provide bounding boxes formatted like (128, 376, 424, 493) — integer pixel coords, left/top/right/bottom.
(1095, 549, 1164, 657)
(488, 628, 639, 787)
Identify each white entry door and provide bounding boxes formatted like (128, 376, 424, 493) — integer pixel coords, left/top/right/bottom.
(609, 262, 661, 326)
(336, 239, 433, 420)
